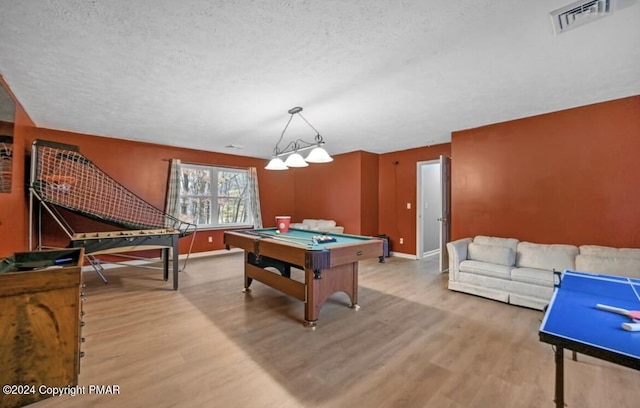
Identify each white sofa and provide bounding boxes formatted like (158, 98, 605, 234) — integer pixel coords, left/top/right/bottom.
(289, 219, 344, 234)
(447, 236, 640, 310)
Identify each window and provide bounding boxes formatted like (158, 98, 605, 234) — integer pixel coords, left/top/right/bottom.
(0, 135, 12, 193)
(177, 164, 252, 228)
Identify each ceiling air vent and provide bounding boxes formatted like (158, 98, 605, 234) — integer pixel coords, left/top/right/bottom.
(550, 0, 615, 34)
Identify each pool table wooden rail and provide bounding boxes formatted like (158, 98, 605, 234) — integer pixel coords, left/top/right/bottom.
(224, 230, 383, 268)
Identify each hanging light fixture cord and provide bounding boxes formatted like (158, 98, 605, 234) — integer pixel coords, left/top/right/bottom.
(265, 106, 332, 170)
(271, 107, 324, 158)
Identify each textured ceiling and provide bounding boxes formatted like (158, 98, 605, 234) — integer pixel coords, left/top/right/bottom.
(0, 85, 14, 123)
(0, 0, 639, 160)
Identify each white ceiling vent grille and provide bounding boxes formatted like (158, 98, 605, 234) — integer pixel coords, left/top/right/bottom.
(550, 0, 615, 34)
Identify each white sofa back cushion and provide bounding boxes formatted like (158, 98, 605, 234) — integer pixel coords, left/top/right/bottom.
(473, 236, 519, 252)
(302, 219, 319, 228)
(468, 243, 516, 267)
(579, 245, 640, 260)
(290, 223, 310, 230)
(316, 219, 337, 228)
(575, 255, 640, 278)
(516, 242, 578, 271)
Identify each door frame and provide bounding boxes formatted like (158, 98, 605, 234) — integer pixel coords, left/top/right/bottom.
(439, 155, 451, 273)
(416, 156, 451, 273)
(415, 159, 441, 260)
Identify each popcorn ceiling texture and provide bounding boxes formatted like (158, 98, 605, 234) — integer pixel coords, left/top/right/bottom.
(0, 86, 13, 122)
(0, 0, 638, 158)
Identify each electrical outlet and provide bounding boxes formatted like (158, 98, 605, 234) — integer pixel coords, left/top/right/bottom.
(208, 236, 213, 243)
(399, 238, 404, 244)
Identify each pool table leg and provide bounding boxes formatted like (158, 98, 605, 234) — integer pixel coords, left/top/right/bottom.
(304, 272, 319, 330)
(242, 259, 253, 293)
(303, 320, 317, 330)
(303, 263, 359, 328)
(242, 274, 253, 293)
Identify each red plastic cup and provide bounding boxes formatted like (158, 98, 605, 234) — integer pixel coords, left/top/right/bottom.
(275, 216, 291, 233)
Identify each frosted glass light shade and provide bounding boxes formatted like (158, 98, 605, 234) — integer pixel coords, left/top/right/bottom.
(265, 157, 288, 170)
(284, 153, 309, 167)
(305, 147, 333, 163)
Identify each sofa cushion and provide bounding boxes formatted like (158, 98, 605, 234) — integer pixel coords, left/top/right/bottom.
(579, 245, 640, 260)
(302, 219, 319, 227)
(467, 242, 516, 267)
(516, 242, 578, 272)
(575, 255, 640, 278)
(459, 260, 512, 279)
(289, 223, 310, 230)
(511, 267, 555, 287)
(473, 236, 519, 252)
(316, 219, 337, 228)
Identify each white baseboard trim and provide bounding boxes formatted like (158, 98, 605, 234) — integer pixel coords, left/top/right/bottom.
(422, 249, 440, 259)
(82, 258, 155, 273)
(390, 251, 418, 260)
(82, 248, 243, 272)
(179, 248, 243, 259)
(83, 247, 423, 272)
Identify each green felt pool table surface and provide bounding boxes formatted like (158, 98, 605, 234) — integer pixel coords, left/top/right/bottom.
(251, 227, 376, 249)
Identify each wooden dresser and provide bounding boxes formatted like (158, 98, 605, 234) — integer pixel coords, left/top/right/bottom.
(0, 248, 85, 408)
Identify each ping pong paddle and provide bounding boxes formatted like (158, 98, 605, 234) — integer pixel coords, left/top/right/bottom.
(621, 322, 640, 332)
(596, 304, 640, 322)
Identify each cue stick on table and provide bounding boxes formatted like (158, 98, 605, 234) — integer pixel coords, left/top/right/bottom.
(270, 235, 314, 247)
(273, 233, 318, 243)
(244, 231, 315, 247)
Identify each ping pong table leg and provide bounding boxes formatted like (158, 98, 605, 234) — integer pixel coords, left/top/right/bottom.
(554, 346, 565, 408)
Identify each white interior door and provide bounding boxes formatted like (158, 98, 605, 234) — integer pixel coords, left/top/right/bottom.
(439, 155, 451, 273)
(416, 160, 441, 260)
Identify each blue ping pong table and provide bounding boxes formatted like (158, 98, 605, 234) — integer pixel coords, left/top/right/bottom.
(539, 270, 640, 407)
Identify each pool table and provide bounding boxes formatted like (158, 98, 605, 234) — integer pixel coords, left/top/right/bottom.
(224, 228, 386, 328)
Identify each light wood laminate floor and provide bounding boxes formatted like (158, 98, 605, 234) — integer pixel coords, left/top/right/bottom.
(30, 253, 640, 408)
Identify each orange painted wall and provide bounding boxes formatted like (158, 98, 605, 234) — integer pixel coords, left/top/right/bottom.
(290, 151, 380, 236)
(359, 151, 379, 236)
(2, 120, 296, 257)
(378, 144, 452, 255)
(2, 117, 382, 258)
(0, 120, 12, 135)
(451, 96, 640, 248)
(1, 75, 384, 258)
(292, 151, 364, 234)
(1, 75, 386, 257)
(8, 76, 634, 259)
(259, 166, 296, 229)
(0, 76, 32, 257)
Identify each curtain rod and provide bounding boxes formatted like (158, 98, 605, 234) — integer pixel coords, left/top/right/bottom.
(162, 158, 251, 170)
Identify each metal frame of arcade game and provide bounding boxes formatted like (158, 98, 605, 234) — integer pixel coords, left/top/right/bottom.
(28, 139, 197, 290)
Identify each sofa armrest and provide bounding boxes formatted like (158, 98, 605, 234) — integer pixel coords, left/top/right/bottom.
(447, 238, 472, 282)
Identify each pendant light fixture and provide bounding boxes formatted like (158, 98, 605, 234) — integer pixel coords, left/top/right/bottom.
(265, 107, 333, 170)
